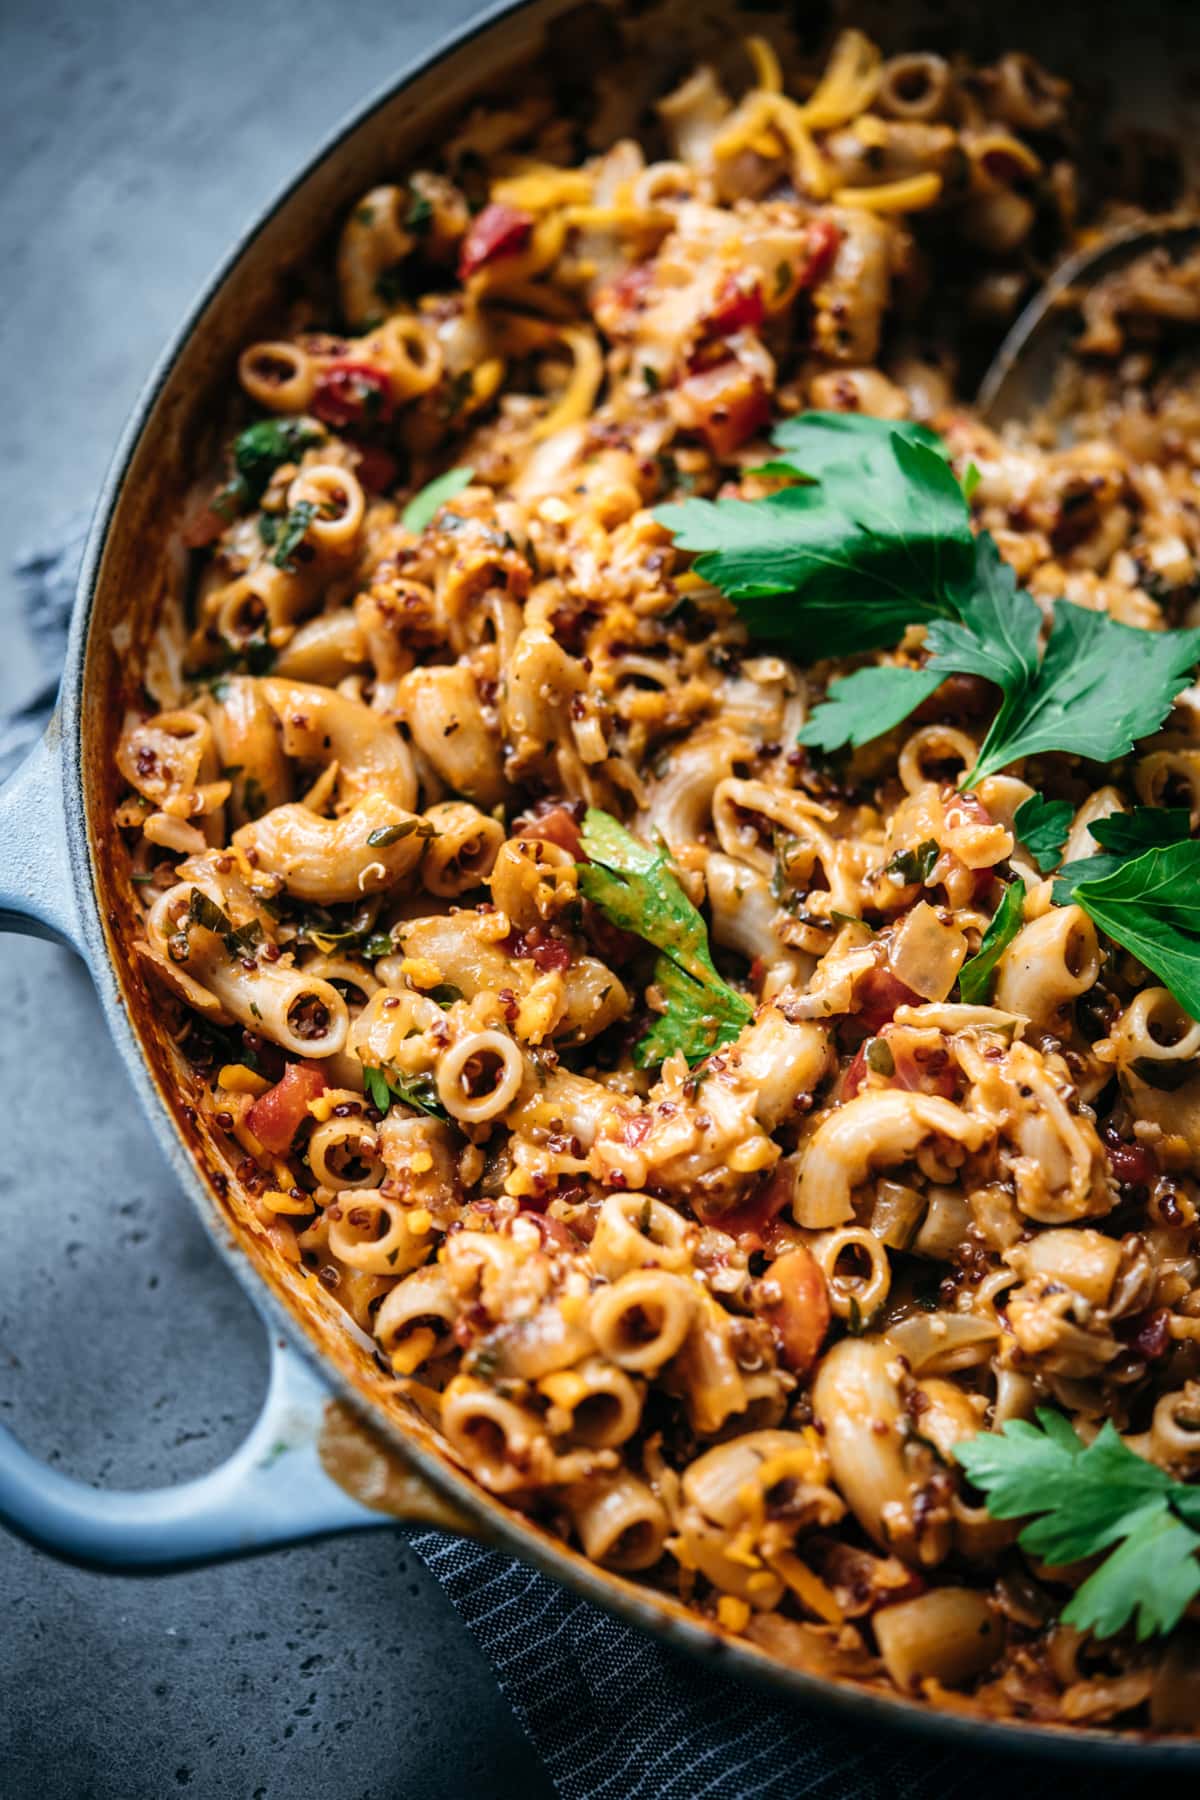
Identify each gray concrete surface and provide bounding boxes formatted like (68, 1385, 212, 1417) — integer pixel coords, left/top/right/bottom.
(0, 2, 554, 1795)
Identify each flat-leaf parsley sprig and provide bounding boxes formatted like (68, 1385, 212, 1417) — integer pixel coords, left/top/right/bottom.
(1013, 793, 1074, 872)
(955, 1410, 1200, 1640)
(654, 410, 1200, 788)
(578, 809, 752, 1067)
(1056, 839, 1200, 1020)
(657, 414, 976, 658)
(1039, 805, 1200, 1019)
(958, 877, 1025, 1005)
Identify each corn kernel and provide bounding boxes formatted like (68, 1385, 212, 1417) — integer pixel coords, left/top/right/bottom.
(540, 1369, 588, 1408)
(401, 955, 444, 989)
(729, 1136, 777, 1174)
(516, 973, 566, 1045)
(219, 1063, 271, 1097)
(407, 1207, 433, 1237)
(410, 1150, 434, 1174)
(390, 1327, 437, 1375)
(716, 1596, 751, 1633)
(474, 908, 512, 943)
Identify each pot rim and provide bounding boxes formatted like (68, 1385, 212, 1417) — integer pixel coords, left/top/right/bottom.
(55, 0, 1200, 1759)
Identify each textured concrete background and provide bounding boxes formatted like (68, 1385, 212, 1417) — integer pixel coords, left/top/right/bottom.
(0, 2, 553, 1795)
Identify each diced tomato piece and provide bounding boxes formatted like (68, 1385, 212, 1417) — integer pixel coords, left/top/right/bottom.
(677, 359, 771, 457)
(348, 439, 399, 492)
(181, 504, 230, 548)
(514, 799, 585, 859)
(312, 360, 395, 429)
(967, 864, 994, 904)
(843, 1040, 870, 1099)
(799, 216, 842, 290)
(246, 1061, 329, 1154)
(1105, 1136, 1159, 1190)
(854, 969, 923, 1034)
(889, 1037, 957, 1099)
(609, 260, 654, 309)
(457, 203, 534, 280)
(942, 786, 993, 832)
(760, 1246, 831, 1376)
(705, 274, 765, 337)
(716, 1162, 795, 1252)
(844, 1030, 955, 1100)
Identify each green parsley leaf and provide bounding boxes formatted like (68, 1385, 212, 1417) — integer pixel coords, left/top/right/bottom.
(1067, 1511, 1200, 1643)
(1090, 808, 1193, 856)
(1056, 841, 1200, 1018)
(655, 419, 974, 658)
(934, 597, 1200, 787)
(362, 1065, 392, 1113)
(402, 466, 475, 533)
(886, 839, 940, 885)
(361, 1061, 448, 1121)
(954, 1411, 1200, 1640)
(405, 193, 433, 233)
(428, 983, 464, 1008)
(635, 956, 750, 1067)
(958, 877, 1025, 1004)
(1051, 807, 1192, 900)
(270, 499, 317, 571)
(961, 461, 981, 503)
(657, 410, 1200, 780)
(187, 889, 233, 938)
(225, 918, 264, 959)
(1013, 794, 1073, 872)
(770, 411, 952, 481)
(578, 808, 752, 1066)
(387, 1070, 448, 1120)
(232, 418, 324, 503)
(365, 817, 438, 849)
(798, 664, 943, 752)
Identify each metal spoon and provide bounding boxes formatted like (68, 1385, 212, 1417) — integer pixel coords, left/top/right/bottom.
(976, 219, 1200, 429)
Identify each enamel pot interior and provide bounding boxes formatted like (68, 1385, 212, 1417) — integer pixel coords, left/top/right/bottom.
(68, 0, 1200, 1759)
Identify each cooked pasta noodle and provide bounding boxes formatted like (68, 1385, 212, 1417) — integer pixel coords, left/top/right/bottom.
(111, 12, 1200, 1729)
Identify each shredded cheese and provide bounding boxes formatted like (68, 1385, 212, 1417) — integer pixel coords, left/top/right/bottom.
(744, 34, 784, 95)
(797, 28, 883, 131)
(262, 1189, 311, 1215)
(833, 172, 944, 212)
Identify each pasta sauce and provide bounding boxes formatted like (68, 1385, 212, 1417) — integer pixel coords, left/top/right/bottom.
(115, 18, 1200, 1728)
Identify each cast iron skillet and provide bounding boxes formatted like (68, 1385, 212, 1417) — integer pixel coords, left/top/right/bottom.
(1, 0, 1198, 1761)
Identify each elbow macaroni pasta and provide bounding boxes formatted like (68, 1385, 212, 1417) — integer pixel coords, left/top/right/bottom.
(112, 13, 1200, 1729)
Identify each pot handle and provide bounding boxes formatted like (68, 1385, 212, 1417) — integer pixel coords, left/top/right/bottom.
(0, 1328, 473, 1571)
(0, 715, 87, 956)
(0, 722, 479, 1565)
